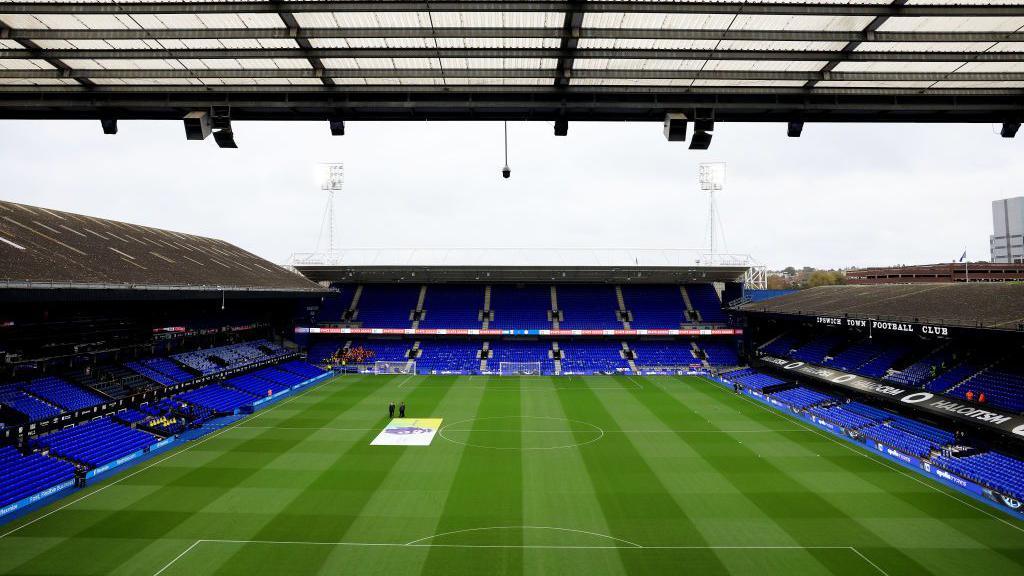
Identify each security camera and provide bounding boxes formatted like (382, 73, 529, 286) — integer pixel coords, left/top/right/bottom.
(501, 166, 511, 179)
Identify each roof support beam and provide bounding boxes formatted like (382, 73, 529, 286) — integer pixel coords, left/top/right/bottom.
(270, 1, 333, 86)
(1, 2, 1022, 17)
(7, 48, 1024, 63)
(0, 24, 93, 87)
(805, 0, 906, 90)
(0, 89, 1021, 123)
(7, 28, 1024, 43)
(555, 1, 583, 88)
(4, 68, 1024, 83)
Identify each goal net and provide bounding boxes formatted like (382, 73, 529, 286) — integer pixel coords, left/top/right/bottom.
(498, 361, 542, 376)
(374, 361, 416, 375)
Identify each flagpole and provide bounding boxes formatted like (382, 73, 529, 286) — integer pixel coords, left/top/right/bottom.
(964, 247, 969, 283)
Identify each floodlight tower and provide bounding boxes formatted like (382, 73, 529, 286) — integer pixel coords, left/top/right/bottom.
(317, 163, 344, 260)
(699, 162, 726, 258)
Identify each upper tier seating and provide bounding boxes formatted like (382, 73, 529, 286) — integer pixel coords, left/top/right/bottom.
(950, 357, 1024, 413)
(557, 285, 621, 329)
(621, 285, 685, 328)
(33, 417, 157, 468)
(356, 284, 420, 328)
(0, 385, 61, 422)
(172, 340, 287, 376)
(420, 285, 485, 329)
(126, 357, 195, 385)
(790, 333, 844, 364)
(884, 347, 961, 388)
(316, 285, 351, 323)
(0, 445, 76, 509)
(760, 333, 801, 357)
(824, 339, 888, 372)
(20, 377, 105, 411)
(686, 284, 727, 323)
(489, 285, 551, 330)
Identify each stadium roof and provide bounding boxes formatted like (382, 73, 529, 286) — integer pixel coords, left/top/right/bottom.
(0, 200, 326, 294)
(735, 283, 1024, 331)
(292, 248, 754, 283)
(2, 1, 1024, 125)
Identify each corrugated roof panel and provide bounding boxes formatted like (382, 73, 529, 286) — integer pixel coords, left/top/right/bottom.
(834, 61, 966, 72)
(856, 41, 1010, 53)
(0, 78, 79, 86)
(0, 58, 55, 70)
(959, 61, 1024, 72)
(816, 80, 935, 88)
(879, 16, 1024, 32)
(933, 80, 1024, 88)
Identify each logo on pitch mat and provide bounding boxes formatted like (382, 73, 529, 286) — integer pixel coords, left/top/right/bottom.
(385, 426, 433, 435)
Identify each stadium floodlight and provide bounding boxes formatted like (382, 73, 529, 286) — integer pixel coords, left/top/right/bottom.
(100, 118, 117, 135)
(1001, 122, 1020, 138)
(554, 119, 568, 137)
(663, 113, 688, 142)
(788, 121, 804, 138)
(699, 162, 727, 254)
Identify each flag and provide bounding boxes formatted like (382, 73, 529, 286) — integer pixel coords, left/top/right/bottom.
(959, 250, 967, 262)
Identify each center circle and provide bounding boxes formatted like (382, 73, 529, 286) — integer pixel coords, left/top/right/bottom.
(439, 416, 604, 451)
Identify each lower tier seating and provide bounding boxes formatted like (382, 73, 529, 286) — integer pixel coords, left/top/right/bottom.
(0, 445, 76, 509)
(33, 417, 158, 468)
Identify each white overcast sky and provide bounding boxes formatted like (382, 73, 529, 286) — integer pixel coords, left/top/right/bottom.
(0, 119, 1019, 270)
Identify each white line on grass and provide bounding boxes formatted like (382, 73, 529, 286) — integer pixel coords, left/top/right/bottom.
(851, 547, 891, 576)
(404, 525, 642, 547)
(0, 376, 340, 541)
(152, 538, 875, 576)
(707, 377, 1024, 536)
(233, 425, 809, 434)
(394, 374, 419, 388)
(624, 375, 645, 390)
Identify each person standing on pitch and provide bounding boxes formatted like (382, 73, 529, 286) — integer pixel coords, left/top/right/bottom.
(389, 401, 396, 419)
(399, 401, 406, 418)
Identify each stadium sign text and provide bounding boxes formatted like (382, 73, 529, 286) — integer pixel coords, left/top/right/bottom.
(759, 355, 1024, 440)
(808, 317, 949, 336)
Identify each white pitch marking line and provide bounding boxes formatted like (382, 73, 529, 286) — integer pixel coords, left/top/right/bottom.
(152, 538, 867, 575)
(234, 425, 809, 434)
(707, 377, 1024, 535)
(624, 375, 645, 390)
(404, 525, 642, 548)
(850, 546, 890, 576)
(394, 374, 419, 388)
(0, 377, 340, 540)
(152, 540, 202, 576)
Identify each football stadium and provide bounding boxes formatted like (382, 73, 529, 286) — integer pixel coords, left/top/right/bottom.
(2, 2, 1024, 576)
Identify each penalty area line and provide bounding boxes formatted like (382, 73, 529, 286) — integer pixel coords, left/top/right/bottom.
(153, 538, 868, 576)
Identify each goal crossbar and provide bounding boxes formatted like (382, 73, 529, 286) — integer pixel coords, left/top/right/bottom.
(498, 361, 542, 376)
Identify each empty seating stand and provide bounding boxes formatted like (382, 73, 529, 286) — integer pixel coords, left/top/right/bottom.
(33, 417, 158, 468)
(0, 446, 76, 509)
(418, 341, 481, 374)
(20, 377, 105, 411)
(175, 384, 256, 414)
(420, 285, 485, 329)
(621, 285, 686, 328)
(0, 384, 62, 422)
(686, 284, 727, 323)
(355, 284, 420, 328)
(489, 285, 552, 330)
(557, 285, 621, 329)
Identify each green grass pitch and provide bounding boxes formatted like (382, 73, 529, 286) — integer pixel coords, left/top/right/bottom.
(1, 374, 1022, 575)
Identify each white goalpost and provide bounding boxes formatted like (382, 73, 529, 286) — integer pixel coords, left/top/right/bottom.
(374, 361, 416, 375)
(498, 361, 542, 376)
